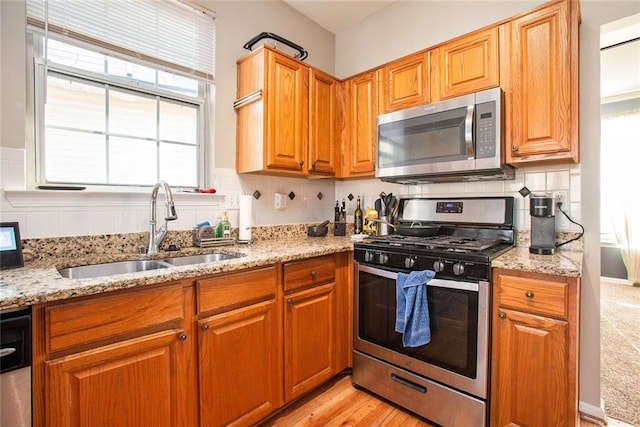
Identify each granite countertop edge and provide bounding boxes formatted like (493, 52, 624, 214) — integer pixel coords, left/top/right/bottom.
(491, 246, 583, 278)
(0, 236, 355, 310)
(1, 238, 583, 310)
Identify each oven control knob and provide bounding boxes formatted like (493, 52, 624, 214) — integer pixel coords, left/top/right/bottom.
(404, 256, 416, 268)
(364, 251, 375, 263)
(433, 260, 445, 272)
(379, 253, 389, 264)
(453, 262, 465, 276)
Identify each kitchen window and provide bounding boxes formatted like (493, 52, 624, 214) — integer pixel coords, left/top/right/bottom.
(26, 0, 216, 189)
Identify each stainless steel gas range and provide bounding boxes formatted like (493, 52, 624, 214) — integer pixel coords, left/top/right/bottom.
(352, 196, 515, 427)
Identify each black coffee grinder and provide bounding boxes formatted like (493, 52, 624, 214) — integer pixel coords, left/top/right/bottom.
(530, 195, 556, 255)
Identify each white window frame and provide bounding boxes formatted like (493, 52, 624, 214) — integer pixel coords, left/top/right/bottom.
(28, 33, 209, 190)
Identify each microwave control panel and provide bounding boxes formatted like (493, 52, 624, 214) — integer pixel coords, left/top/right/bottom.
(475, 100, 496, 159)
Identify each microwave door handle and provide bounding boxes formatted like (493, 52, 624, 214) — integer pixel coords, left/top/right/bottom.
(465, 105, 475, 159)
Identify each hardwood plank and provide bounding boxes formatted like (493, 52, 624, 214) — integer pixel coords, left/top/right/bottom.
(260, 373, 611, 427)
(259, 374, 433, 427)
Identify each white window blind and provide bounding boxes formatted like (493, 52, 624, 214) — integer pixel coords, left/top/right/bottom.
(26, 0, 216, 81)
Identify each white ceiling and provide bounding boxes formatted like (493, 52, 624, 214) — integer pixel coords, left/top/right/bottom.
(283, 0, 398, 34)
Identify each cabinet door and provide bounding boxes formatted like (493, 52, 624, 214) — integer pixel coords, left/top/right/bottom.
(266, 50, 309, 172)
(507, 0, 579, 164)
(198, 300, 281, 427)
(309, 68, 338, 175)
(378, 51, 429, 113)
(435, 27, 499, 100)
(284, 282, 335, 401)
(491, 308, 570, 427)
(343, 71, 377, 177)
(45, 330, 193, 427)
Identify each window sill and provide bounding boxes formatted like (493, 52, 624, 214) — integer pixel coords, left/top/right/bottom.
(3, 188, 225, 208)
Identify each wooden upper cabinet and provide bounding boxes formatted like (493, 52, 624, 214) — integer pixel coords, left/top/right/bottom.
(236, 46, 309, 175)
(342, 70, 378, 177)
(309, 68, 338, 175)
(433, 26, 499, 101)
(505, 0, 579, 165)
(378, 51, 430, 113)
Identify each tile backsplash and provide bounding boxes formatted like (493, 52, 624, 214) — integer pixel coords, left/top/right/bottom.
(1, 147, 582, 239)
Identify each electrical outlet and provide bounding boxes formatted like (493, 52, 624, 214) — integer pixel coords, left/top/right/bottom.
(225, 192, 241, 210)
(553, 191, 568, 206)
(274, 192, 287, 210)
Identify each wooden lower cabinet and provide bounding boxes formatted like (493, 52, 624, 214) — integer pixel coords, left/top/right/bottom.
(198, 300, 281, 427)
(490, 268, 579, 427)
(33, 253, 353, 427)
(45, 330, 191, 427)
(32, 282, 197, 427)
(284, 282, 335, 401)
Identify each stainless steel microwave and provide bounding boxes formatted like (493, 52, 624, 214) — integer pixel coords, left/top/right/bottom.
(376, 87, 514, 184)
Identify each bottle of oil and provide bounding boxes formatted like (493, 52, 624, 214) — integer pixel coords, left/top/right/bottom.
(354, 196, 363, 234)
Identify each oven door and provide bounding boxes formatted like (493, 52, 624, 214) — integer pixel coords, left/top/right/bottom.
(354, 263, 490, 399)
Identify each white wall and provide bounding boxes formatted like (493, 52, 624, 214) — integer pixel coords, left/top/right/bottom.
(0, 0, 336, 238)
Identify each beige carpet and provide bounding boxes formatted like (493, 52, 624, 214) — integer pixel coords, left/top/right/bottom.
(600, 279, 640, 426)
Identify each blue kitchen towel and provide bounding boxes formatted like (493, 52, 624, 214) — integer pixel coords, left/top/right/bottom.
(395, 270, 436, 347)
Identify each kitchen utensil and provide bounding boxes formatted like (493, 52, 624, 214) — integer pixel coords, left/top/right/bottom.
(307, 220, 329, 237)
(375, 198, 382, 214)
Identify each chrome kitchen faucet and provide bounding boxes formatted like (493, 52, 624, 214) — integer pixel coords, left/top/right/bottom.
(147, 180, 178, 254)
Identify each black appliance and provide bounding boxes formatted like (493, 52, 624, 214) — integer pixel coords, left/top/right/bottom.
(1, 307, 32, 427)
(352, 196, 514, 427)
(529, 195, 556, 255)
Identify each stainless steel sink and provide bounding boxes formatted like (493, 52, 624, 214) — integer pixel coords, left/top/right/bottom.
(163, 252, 244, 266)
(58, 260, 173, 279)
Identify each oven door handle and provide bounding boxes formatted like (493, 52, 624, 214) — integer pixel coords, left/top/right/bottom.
(358, 264, 481, 292)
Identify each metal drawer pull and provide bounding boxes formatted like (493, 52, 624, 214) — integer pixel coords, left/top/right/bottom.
(391, 374, 427, 393)
(178, 333, 187, 341)
(498, 312, 506, 319)
(525, 291, 534, 299)
(311, 270, 317, 278)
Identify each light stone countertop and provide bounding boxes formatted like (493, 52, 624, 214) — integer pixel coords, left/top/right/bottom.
(491, 246, 583, 277)
(0, 233, 583, 311)
(0, 235, 355, 311)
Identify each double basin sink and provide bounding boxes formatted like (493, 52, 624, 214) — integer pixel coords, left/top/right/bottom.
(58, 253, 243, 279)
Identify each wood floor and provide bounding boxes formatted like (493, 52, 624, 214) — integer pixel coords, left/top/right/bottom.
(259, 374, 613, 427)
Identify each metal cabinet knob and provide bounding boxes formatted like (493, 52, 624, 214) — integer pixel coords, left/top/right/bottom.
(178, 333, 187, 341)
(512, 145, 519, 152)
(498, 312, 506, 319)
(287, 298, 294, 305)
(202, 324, 209, 331)
(312, 161, 316, 169)
(310, 270, 317, 278)
(525, 291, 534, 299)
(299, 160, 304, 167)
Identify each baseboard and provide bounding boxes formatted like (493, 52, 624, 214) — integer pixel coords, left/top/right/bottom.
(601, 276, 634, 286)
(580, 400, 607, 425)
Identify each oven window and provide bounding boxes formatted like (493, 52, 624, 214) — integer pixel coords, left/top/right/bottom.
(357, 271, 478, 378)
(377, 106, 469, 169)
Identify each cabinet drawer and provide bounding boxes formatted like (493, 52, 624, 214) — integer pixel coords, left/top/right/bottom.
(45, 283, 185, 354)
(197, 266, 277, 314)
(497, 274, 568, 319)
(284, 255, 335, 293)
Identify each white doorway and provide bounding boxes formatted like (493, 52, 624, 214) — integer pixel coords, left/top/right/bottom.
(600, 13, 640, 426)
